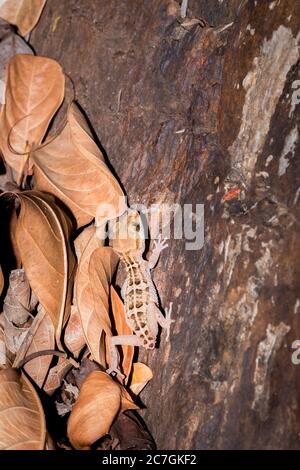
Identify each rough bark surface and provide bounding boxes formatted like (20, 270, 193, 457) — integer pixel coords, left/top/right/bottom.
(30, 0, 300, 449)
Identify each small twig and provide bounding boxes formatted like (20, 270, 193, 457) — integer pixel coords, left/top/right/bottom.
(214, 22, 234, 34)
(17, 349, 80, 369)
(117, 89, 122, 113)
(7, 115, 32, 157)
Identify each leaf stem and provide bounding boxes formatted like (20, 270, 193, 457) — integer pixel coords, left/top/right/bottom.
(17, 350, 80, 369)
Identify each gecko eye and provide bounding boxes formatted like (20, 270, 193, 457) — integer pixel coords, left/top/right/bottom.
(132, 223, 140, 232)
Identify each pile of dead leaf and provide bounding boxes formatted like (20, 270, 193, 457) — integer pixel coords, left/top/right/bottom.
(0, 1, 154, 450)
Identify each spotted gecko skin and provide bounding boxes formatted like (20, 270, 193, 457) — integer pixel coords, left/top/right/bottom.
(122, 253, 159, 349)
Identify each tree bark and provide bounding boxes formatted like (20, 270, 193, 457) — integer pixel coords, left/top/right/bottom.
(31, 0, 300, 449)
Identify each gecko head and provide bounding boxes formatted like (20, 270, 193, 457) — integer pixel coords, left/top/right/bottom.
(109, 208, 146, 254)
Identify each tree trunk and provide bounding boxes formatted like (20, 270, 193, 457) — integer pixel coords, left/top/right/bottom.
(30, 0, 300, 449)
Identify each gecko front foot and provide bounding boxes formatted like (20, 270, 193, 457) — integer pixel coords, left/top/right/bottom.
(165, 302, 174, 342)
(149, 237, 168, 269)
(154, 237, 168, 253)
(106, 367, 125, 380)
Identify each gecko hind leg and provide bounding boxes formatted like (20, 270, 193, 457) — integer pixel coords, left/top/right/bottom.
(106, 335, 142, 379)
(154, 302, 174, 341)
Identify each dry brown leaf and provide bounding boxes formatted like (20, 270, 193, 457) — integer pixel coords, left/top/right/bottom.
(3, 270, 34, 355)
(3, 268, 33, 325)
(64, 305, 86, 358)
(43, 356, 73, 396)
(10, 191, 75, 347)
(0, 368, 46, 449)
(3, 313, 31, 355)
(0, 314, 14, 369)
(13, 305, 55, 387)
(9, 206, 22, 268)
(67, 371, 138, 450)
(32, 102, 127, 228)
(0, 0, 47, 36)
(55, 380, 79, 416)
(129, 362, 153, 396)
(74, 224, 104, 258)
(110, 286, 134, 381)
(73, 226, 106, 364)
(0, 54, 64, 184)
(76, 247, 119, 366)
(73, 226, 105, 366)
(2, 269, 42, 358)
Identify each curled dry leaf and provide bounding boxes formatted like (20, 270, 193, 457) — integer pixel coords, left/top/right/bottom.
(73, 226, 106, 365)
(0, 368, 46, 449)
(43, 356, 73, 396)
(67, 371, 138, 450)
(3, 268, 34, 325)
(0, 54, 64, 184)
(64, 305, 86, 358)
(129, 362, 153, 396)
(110, 286, 134, 381)
(3, 269, 34, 354)
(6, 191, 75, 347)
(13, 305, 55, 388)
(55, 380, 79, 416)
(55, 399, 72, 417)
(3, 313, 31, 355)
(76, 246, 119, 365)
(8, 205, 22, 268)
(33, 102, 127, 228)
(0, 314, 14, 369)
(0, 0, 47, 36)
(74, 224, 104, 258)
(73, 226, 105, 366)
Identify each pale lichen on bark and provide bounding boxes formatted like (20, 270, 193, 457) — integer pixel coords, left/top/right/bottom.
(229, 25, 300, 183)
(252, 322, 291, 421)
(278, 126, 299, 176)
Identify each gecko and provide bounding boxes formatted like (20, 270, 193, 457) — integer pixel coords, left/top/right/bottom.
(106, 208, 173, 378)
